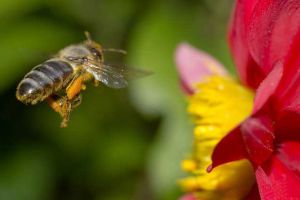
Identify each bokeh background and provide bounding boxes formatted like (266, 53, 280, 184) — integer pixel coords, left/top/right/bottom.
(0, 0, 234, 199)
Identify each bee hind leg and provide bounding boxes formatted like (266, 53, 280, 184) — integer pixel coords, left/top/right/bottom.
(47, 95, 72, 128)
(47, 94, 82, 128)
(70, 94, 82, 108)
(46, 72, 86, 128)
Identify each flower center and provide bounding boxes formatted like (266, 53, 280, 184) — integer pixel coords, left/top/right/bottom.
(180, 76, 256, 199)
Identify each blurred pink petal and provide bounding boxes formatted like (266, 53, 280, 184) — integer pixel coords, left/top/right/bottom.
(179, 193, 197, 200)
(175, 43, 228, 94)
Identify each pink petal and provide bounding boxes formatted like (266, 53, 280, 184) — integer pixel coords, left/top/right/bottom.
(175, 43, 227, 94)
(248, 1, 300, 75)
(256, 152, 300, 200)
(179, 194, 197, 200)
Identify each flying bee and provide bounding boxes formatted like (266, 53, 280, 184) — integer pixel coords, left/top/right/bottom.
(16, 32, 146, 127)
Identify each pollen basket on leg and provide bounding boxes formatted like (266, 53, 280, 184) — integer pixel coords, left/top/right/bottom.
(180, 76, 255, 200)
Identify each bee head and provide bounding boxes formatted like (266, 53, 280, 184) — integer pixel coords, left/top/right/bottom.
(84, 31, 104, 62)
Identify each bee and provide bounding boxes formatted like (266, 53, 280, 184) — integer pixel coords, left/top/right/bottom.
(16, 32, 142, 127)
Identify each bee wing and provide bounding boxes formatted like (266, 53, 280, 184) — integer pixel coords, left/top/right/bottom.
(85, 63, 128, 88)
(120, 65, 152, 80)
(84, 58, 152, 88)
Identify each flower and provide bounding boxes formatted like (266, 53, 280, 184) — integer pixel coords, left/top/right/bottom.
(209, 0, 300, 200)
(176, 43, 255, 199)
(209, 0, 300, 199)
(177, 0, 300, 199)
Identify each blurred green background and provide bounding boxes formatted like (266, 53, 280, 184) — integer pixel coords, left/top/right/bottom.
(0, 0, 234, 199)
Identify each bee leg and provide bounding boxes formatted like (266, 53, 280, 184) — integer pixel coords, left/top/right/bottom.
(93, 79, 100, 87)
(47, 95, 72, 128)
(60, 98, 72, 128)
(59, 94, 82, 127)
(66, 74, 86, 100)
(47, 73, 86, 127)
(70, 94, 82, 108)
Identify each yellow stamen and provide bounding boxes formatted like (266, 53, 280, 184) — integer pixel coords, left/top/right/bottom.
(182, 159, 198, 172)
(180, 76, 255, 200)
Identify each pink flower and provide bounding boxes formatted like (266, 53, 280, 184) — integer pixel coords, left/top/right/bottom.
(175, 43, 228, 94)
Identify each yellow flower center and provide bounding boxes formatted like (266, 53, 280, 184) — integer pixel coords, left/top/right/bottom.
(179, 76, 255, 200)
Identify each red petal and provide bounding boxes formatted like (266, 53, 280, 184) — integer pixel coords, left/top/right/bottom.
(275, 110, 300, 141)
(229, 0, 263, 89)
(277, 141, 300, 177)
(208, 126, 247, 172)
(253, 62, 283, 114)
(256, 154, 300, 200)
(244, 184, 261, 200)
(274, 29, 300, 111)
(269, 31, 300, 140)
(248, 1, 300, 75)
(241, 116, 274, 166)
(209, 115, 275, 171)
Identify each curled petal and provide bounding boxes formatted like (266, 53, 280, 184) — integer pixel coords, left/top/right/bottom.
(175, 43, 227, 94)
(209, 115, 275, 171)
(208, 127, 247, 172)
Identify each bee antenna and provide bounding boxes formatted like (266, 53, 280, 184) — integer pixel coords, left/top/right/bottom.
(84, 31, 92, 42)
(103, 48, 127, 55)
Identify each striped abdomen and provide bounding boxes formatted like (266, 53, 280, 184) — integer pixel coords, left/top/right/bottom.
(16, 60, 74, 104)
